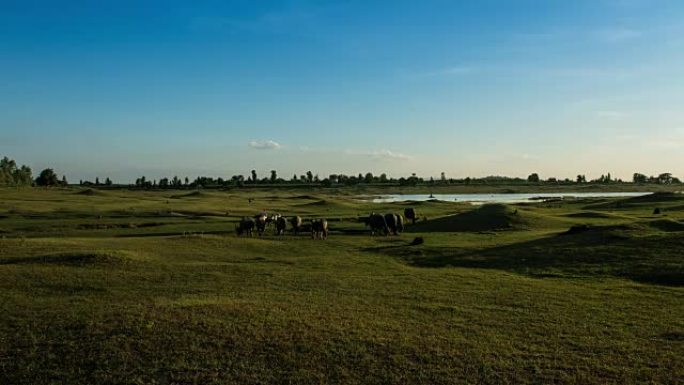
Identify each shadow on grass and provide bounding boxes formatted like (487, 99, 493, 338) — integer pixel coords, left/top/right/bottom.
(0, 252, 132, 266)
(374, 226, 684, 286)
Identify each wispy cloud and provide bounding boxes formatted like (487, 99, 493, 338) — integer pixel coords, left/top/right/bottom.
(345, 149, 412, 161)
(248, 140, 281, 150)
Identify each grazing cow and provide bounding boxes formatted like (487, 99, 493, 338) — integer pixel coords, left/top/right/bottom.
(275, 216, 288, 235)
(254, 213, 268, 236)
(385, 213, 400, 235)
(396, 214, 405, 234)
(367, 213, 389, 236)
(404, 208, 417, 225)
(311, 219, 328, 240)
(235, 217, 255, 237)
(290, 215, 303, 235)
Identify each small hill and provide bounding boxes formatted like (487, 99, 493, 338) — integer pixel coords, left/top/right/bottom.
(171, 191, 207, 199)
(564, 211, 613, 219)
(647, 219, 684, 232)
(74, 188, 104, 196)
(409, 204, 528, 232)
(586, 192, 684, 210)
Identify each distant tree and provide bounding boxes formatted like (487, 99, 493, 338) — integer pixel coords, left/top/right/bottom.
(292, 174, 298, 182)
(527, 173, 540, 183)
(329, 174, 339, 184)
(306, 171, 314, 183)
(61, 175, 68, 186)
(379, 173, 388, 183)
(440, 172, 446, 183)
(576, 175, 586, 183)
(633, 173, 648, 184)
(35, 168, 59, 187)
(364, 172, 373, 184)
(658, 173, 673, 184)
(0, 156, 32, 185)
(184, 177, 189, 186)
(95, 177, 100, 186)
(251, 170, 257, 183)
(105, 177, 112, 186)
(270, 170, 277, 183)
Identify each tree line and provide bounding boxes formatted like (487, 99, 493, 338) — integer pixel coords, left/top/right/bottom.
(0, 156, 68, 187)
(1, 154, 681, 188)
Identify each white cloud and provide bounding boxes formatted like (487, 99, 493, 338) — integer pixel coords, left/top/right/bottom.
(345, 149, 412, 161)
(248, 140, 281, 150)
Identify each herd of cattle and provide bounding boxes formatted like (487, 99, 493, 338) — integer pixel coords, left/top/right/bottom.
(235, 208, 418, 239)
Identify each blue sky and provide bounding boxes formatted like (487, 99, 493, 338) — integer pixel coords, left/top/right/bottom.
(1, 0, 683, 182)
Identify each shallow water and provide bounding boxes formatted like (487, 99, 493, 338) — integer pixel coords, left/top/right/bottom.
(369, 192, 651, 204)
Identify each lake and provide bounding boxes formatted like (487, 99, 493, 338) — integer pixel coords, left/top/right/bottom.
(368, 192, 651, 204)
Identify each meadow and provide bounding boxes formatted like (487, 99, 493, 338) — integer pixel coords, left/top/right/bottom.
(0, 186, 682, 384)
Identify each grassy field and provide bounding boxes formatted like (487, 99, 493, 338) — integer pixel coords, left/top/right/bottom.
(1, 187, 683, 384)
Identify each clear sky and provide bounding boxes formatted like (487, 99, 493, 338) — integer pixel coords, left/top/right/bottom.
(1, 0, 683, 182)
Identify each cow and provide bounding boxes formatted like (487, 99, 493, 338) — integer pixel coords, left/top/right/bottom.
(235, 217, 255, 237)
(254, 213, 268, 236)
(385, 213, 400, 235)
(311, 219, 328, 240)
(290, 215, 303, 235)
(404, 208, 417, 225)
(275, 216, 288, 235)
(396, 214, 405, 234)
(367, 213, 389, 236)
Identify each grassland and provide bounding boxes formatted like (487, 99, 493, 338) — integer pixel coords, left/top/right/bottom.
(0, 187, 682, 384)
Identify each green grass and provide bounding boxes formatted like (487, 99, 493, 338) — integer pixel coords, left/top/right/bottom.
(0, 187, 683, 384)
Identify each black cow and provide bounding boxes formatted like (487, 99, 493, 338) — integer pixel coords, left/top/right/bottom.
(311, 219, 328, 240)
(290, 216, 303, 235)
(236, 217, 255, 237)
(385, 213, 400, 235)
(275, 216, 287, 235)
(367, 213, 389, 236)
(396, 214, 405, 234)
(254, 213, 267, 236)
(404, 208, 417, 225)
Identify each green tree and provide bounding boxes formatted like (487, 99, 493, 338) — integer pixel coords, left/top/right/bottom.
(35, 168, 59, 186)
(633, 173, 647, 184)
(270, 170, 277, 183)
(527, 173, 540, 183)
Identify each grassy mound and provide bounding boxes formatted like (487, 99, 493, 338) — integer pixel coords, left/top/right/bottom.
(74, 188, 103, 196)
(171, 191, 206, 199)
(647, 219, 684, 232)
(564, 211, 613, 219)
(409, 204, 527, 232)
(586, 192, 684, 210)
